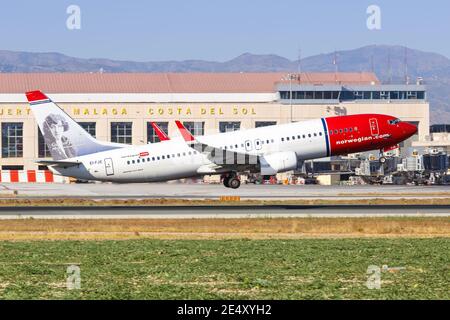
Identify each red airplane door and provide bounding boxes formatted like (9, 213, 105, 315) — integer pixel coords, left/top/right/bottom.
(369, 118, 379, 136)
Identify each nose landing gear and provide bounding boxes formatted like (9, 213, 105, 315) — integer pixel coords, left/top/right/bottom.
(222, 173, 241, 189)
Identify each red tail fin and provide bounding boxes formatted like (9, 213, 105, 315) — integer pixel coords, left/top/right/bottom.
(175, 121, 195, 141)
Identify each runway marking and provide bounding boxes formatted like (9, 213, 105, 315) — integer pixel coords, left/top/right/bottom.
(0, 205, 449, 219)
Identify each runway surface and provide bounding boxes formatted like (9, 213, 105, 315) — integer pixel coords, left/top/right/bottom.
(0, 205, 449, 219)
(1, 182, 450, 200)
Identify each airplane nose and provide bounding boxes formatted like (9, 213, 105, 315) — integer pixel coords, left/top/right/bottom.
(403, 122, 417, 138)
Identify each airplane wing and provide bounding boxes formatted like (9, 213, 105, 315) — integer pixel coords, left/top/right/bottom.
(190, 141, 259, 174)
(36, 159, 81, 168)
(174, 121, 259, 173)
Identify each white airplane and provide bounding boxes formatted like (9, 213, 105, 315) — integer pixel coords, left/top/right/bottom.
(27, 90, 417, 189)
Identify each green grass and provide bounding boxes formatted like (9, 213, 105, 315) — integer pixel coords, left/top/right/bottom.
(0, 239, 448, 299)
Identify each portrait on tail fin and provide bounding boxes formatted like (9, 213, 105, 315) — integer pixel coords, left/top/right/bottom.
(42, 113, 76, 159)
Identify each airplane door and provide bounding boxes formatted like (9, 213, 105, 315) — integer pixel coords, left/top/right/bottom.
(104, 158, 114, 176)
(369, 118, 379, 136)
(245, 140, 253, 152)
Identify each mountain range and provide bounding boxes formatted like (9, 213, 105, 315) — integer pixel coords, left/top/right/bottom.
(0, 45, 449, 124)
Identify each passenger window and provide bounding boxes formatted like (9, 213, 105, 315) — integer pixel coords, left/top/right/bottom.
(292, 136, 295, 140)
(329, 130, 333, 135)
(188, 151, 192, 155)
(286, 137, 290, 141)
(157, 156, 160, 160)
(271, 139, 274, 143)
(297, 135, 301, 139)
(235, 144, 238, 148)
(152, 157, 155, 161)
(167, 155, 170, 159)
(183, 152, 186, 156)
(339, 129, 343, 133)
(334, 130, 338, 134)
(162, 156, 165, 159)
(302, 134, 306, 138)
(177, 153, 180, 157)
(127, 161, 130, 165)
(308, 134, 311, 138)
(132, 160, 135, 164)
(314, 133, 317, 137)
(344, 128, 348, 133)
(319, 132, 322, 136)
(281, 138, 284, 142)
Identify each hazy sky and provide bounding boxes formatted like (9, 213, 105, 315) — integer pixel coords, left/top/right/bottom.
(0, 0, 448, 61)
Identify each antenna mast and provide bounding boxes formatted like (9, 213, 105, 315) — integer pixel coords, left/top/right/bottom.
(404, 46, 409, 84)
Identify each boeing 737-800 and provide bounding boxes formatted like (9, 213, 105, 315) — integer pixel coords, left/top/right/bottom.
(26, 90, 417, 189)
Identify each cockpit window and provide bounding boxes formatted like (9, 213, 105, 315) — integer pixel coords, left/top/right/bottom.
(388, 118, 401, 125)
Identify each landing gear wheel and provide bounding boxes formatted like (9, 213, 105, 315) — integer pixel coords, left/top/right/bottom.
(223, 177, 231, 188)
(228, 177, 241, 189)
(379, 156, 387, 164)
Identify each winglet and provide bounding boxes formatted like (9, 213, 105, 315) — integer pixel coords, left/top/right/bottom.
(175, 120, 195, 142)
(26, 90, 49, 103)
(150, 122, 170, 141)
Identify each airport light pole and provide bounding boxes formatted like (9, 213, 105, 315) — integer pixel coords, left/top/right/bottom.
(289, 73, 293, 123)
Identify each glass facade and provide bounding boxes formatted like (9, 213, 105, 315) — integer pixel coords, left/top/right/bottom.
(182, 121, 204, 136)
(280, 90, 425, 101)
(111, 122, 132, 144)
(219, 122, 240, 133)
(2, 122, 23, 158)
(147, 121, 168, 143)
(255, 121, 277, 128)
(38, 130, 51, 158)
(79, 122, 96, 138)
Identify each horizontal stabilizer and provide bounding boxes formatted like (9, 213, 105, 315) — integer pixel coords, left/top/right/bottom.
(36, 159, 81, 168)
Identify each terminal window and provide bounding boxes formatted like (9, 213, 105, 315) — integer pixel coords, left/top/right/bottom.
(111, 122, 132, 144)
(219, 122, 241, 133)
(78, 122, 96, 138)
(147, 122, 168, 143)
(2, 122, 23, 158)
(183, 122, 204, 136)
(38, 130, 51, 158)
(255, 121, 276, 128)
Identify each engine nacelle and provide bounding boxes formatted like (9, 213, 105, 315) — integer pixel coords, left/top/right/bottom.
(260, 151, 298, 175)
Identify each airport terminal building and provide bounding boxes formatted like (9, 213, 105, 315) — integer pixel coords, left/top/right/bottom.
(0, 72, 428, 171)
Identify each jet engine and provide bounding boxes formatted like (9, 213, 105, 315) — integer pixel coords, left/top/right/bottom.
(259, 151, 298, 175)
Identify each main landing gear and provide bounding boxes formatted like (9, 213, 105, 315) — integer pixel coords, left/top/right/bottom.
(222, 173, 241, 189)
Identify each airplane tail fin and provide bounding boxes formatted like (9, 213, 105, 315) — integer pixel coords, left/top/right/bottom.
(26, 90, 122, 160)
(175, 120, 195, 142)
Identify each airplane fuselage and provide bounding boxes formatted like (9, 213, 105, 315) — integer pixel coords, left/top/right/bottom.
(50, 114, 417, 183)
